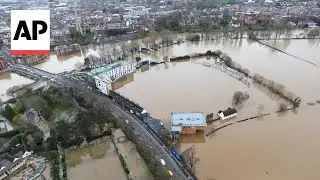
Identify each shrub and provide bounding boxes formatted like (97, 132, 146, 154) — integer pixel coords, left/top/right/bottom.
(232, 91, 250, 105)
(278, 102, 288, 112)
(0, 130, 20, 138)
(135, 57, 141, 62)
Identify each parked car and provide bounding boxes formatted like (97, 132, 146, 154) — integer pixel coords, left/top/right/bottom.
(160, 159, 166, 166)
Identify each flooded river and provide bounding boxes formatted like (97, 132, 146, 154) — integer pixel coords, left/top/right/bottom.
(116, 39, 320, 180)
(1, 37, 320, 180)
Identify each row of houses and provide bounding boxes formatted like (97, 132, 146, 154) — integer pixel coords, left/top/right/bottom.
(54, 43, 81, 56)
(0, 151, 32, 180)
(89, 61, 136, 95)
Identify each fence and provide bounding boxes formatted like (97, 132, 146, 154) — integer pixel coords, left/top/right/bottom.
(197, 60, 251, 87)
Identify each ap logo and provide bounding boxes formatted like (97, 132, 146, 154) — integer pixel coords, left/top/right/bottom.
(11, 10, 50, 55)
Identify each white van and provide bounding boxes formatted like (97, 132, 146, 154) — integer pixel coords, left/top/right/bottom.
(160, 159, 166, 166)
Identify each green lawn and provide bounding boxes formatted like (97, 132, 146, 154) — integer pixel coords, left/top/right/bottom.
(216, 0, 231, 4)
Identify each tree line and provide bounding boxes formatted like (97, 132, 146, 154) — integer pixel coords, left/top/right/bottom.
(252, 73, 301, 107)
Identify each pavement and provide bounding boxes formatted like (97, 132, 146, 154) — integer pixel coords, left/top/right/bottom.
(6, 63, 195, 180)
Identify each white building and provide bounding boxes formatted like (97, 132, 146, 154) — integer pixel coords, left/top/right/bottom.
(307, 22, 318, 28)
(125, 6, 149, 17)
(89, 61, 136, 95)
(218, 108, 237, 120)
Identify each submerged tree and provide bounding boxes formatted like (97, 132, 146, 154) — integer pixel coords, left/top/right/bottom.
(183, 145, 200, 173)
(278, 102, 288, 112)
(232, 91, 250, 106)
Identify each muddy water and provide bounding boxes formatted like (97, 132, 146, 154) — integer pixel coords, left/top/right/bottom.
(116, 39, 320, 180)
(34, 51, 85, 73)
(1, 38, 320, 180)
(0, 52, 84, 101)
(0, 72, 34, 101)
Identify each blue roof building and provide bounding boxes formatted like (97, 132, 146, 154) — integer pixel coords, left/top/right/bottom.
(171, 112, 207, 137)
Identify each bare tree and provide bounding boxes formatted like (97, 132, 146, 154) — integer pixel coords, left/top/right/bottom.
(163, 56, 169, 62)
(120, 43, 128, 58)
(284, 26, 293, 39)
(111, 46, 119, 61)
(232, 91, 250, 105)
(253, 73, 301, 107)
(307, 29, 320, 39)
(257, 104, 265, 117)
(223, 55, 234, 67)
(183, 145, 200, 173)
(278, 102, 288, 112)
(239, 27, 244, 39)
(74, 62, 83, 70)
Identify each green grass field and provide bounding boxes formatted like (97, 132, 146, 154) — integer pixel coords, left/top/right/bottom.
(216, 0, 231, 4)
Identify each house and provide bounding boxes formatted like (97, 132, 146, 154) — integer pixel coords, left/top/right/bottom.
(13, 55, 49, 65)
(171, 112, 207, 140)
(218, 107, 237, 120)
(89, 61, 135, 95)
(307, 22, 318, 28)
(0, 151, 32, 180)
(54, 43, 80, 56)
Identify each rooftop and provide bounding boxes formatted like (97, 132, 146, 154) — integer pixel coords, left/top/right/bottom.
(88, 61, 134, 82)
(89, 61, 125, 76)
(171, 112, 207, 131)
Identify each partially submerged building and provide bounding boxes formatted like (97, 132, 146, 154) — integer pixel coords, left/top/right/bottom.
(89, 61, 135, 94)
(171, 112, 207, 140)
(218, 107, 237, 120)
(54, 43, 80, 56)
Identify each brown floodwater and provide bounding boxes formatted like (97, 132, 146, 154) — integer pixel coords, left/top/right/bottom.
(1, 37, 320, 180)
(0, 72, 34, 101)
(116, 39, 320, 180)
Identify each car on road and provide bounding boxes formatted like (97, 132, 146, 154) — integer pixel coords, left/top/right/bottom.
(50, 79, 56, 83)
(168, 170, 173, 177)
(125, 120, 129, 124)
(135, 132, 141, 137)
(160, 159, 166, 166)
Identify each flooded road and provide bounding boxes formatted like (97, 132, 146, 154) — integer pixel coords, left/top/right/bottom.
(1, 37, 320, 180)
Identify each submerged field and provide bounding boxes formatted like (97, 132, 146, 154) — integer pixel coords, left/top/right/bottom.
(67, 139, 127, 180)
(116, 39, 320, 180)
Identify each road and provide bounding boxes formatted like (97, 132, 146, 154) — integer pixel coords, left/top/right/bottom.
(8, 63, 196, 180)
